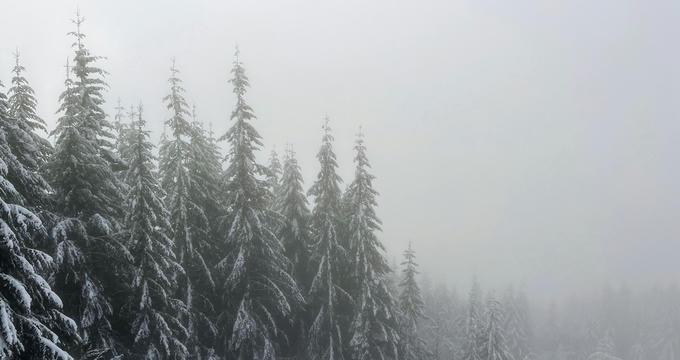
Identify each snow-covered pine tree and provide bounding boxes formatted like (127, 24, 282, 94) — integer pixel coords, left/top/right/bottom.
(502, 288, 531, 360)
(187, 106, 223, 248)
(480, 296, 513, 360)
(7, 50, 51, 167)
(215, 47, 303, 360)
(462, 279, 484, 360)
(399, 243, 423, 332)
(5, 50, 52, 207)
(344, 129, 400, 359)
(276, 145, 312, 355)
(112, 99, 126, 155)
(47, 12, 124, 221)
(306, 118, 350, 359)
(277, 146, 311, 289)
(46, 14, 131, 358)
(266, 148, 282, 208)
(122, 105, 189, 359)
(158, 59, 217, 358)
(0, 80, 78, 360)
(399, 242, 428, 360)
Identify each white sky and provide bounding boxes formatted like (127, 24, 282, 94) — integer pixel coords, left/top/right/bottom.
(2, 0, 679, 303)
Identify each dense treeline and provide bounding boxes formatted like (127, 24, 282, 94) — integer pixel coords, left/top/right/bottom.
(1, 12, 678, 360)
(0, 13, 426, 360)
(418, 278, 680, 360)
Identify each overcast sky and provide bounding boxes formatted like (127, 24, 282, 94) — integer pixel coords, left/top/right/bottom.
(2, 0, 679, 303)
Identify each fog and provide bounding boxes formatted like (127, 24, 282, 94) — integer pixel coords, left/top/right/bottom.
(2, 0, 679, 306)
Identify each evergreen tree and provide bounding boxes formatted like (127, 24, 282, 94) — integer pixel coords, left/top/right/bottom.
(0, 80, 78, 360)
(503, 288, 531, 360)
(112, 99, 126, 156)
(306, 118, 350, 359)
(46, 14, 131, 358)
(480, 296, 513, 360)
(46, 13, 124, 221)
(158, 59, 217, 358)
(462, 279, 484, 360)
(345, 130, 400, 359)
(277, 146, 311, 288)
(122, 105, 189, 359)
(5, 50, 52, 207)
(187, 106, 223, 246)
(276, 146, 312, 355)
(399, 243, 423, 331)
(216, 47, 303, 359)
(7, 50, 52, 169)
(266, 148, 282, 207)
(399, 242, 428, 360)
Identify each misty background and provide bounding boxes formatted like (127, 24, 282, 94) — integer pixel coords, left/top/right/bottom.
(2, 0, 678, 304)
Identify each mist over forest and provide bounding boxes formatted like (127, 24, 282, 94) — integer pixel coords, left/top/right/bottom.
(1, 1, 678, 360)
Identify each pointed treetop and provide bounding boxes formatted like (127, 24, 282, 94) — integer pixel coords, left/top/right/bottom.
(13, 47, 21, 67)
(70, 8, 86, 47)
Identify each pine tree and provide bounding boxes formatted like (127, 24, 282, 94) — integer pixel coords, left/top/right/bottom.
(122, 105, 189, 359)
(306, 118, 350, 359)
(112, 99, 126, 156)
(212, 47, 300, 359)
(5, 50, 52, 207)
(503, 288, 531, 360)
(46, 14, 131, 358)
(276, 146, 312, 355)
(0, 80, 78, 360)
(462, 279, 484, 360)
(277, 146, 311, 289)
(344, 130, 400, 359)
(158, 59, 217, 358)
(399, 243, 423, 331)
(215, 47, 303, 359)
(399, 242, 428, 360)
(7, 50, 52, 167)
(480, 296, 513, 360)
(46, 13, 124, 221)
(187, 106, 223, 246)
(266, 148, 282, 207)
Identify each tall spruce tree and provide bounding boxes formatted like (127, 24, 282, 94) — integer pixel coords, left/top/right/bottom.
(463, 279, 484, 360)
(399, 243, 423, 330)
(277, 146, 311, 289)
(122, 105, 189, 359)
(276, 146, 312, 355)
(503, 288, 531, 360)
(0, 80, 78, 360)
(216, 47, 303, 359)
(345, 130, 400, 359)
(46, 14, 131, 358)
(158, 59, 217, 358)
(112, 99, 126, 156)
(187, 107, 223, 247)
(266, 148, 282, 207)
(481, 296, 513, 360)
(5, 50, 52, 207)
(7, 50, 52, 169)
(399, 242, 428, 360)
(306, 118, 349, 359)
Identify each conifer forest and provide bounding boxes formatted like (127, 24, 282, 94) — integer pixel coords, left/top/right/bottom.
(1, 2, 679, 360)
